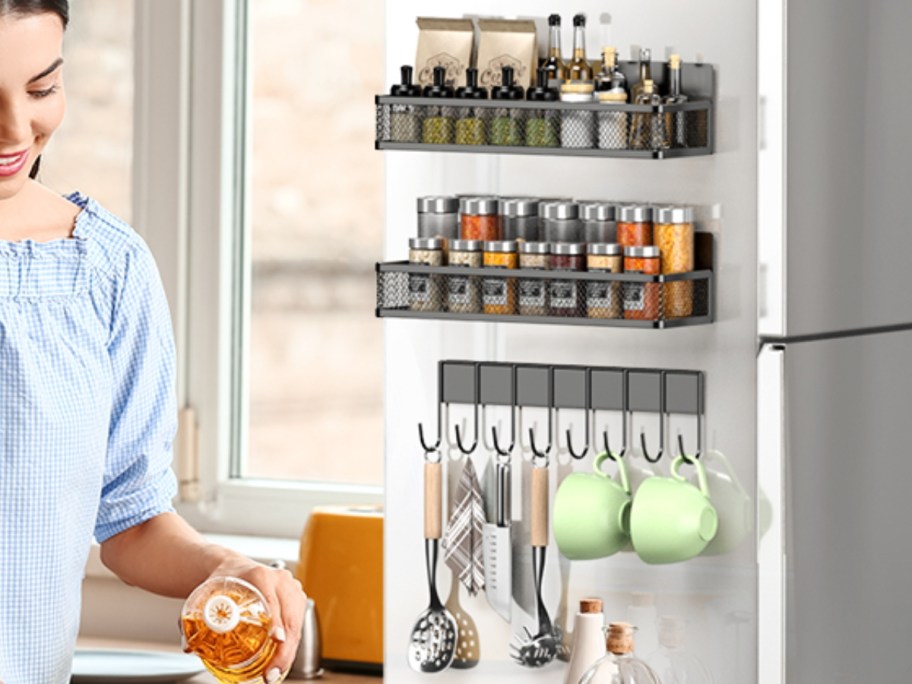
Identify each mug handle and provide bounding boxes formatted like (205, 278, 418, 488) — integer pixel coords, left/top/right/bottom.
(594, 450, 631, 495)
(671, 455, 710, 498)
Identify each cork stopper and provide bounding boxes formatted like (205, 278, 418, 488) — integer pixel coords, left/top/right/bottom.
(642, 79, 655, 93)
(669, 53, 682, 69)
(606, 622, 636, 655)
(579, 598, 603, 614)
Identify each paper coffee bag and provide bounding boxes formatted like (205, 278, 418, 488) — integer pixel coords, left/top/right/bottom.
(476, 19, 538, 90)
(415, 17, 475, 88)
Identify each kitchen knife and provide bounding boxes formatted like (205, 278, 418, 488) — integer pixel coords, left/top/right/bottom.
(482, 461, 512, 621)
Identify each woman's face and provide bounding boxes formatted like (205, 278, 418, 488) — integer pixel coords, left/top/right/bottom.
(0, 11, 66, 202)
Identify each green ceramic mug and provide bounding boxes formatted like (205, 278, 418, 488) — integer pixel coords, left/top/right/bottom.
(629, 455, 719, 564)
(553, 451, 632, 560)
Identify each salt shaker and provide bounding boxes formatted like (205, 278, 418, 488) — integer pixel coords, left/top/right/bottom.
(290, 598, 323, 679)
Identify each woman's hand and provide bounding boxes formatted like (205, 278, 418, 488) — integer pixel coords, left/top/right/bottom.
(206, 555, 308, 684)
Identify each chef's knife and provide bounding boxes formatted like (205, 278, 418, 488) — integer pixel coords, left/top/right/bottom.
(482, 461, 511, 621)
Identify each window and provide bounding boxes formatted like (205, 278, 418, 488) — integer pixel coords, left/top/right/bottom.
(45, 0, 134, 221)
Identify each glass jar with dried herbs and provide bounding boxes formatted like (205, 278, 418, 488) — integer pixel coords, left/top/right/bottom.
(586, 242, 624, 319)
(408, 237, 445, 312)
(525, 67, 560, 148)
(518, 241, 550, 316)
(454, 67, 488, 146)
(421, 66, 456, 145)
(482, 240, 519, 315)
(490, 66, 525, 147)
(447, 239, 483, 314)
(388, 65, 422, 143)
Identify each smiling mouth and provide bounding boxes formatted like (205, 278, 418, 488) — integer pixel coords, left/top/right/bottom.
(0, 149, 30, 176)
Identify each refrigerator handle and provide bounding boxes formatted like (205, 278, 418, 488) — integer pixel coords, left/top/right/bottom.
(757, 345, 786, 683)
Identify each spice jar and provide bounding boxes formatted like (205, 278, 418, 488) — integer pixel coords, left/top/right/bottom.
(549, 242, 586, 317)
(408, 237, 444, 312)
(560, 81, 596, 149)
(654, 205, 695, 318)
(587, 242, 624, 319)
(541, 201, 582, 243)
(501, 197, 541, 242)
(447, 239, 483, 314)
(490, 66, 525, 147)
(460, 196, 501, 241)
(525, 67, 560, 148)
(518, 241, 550, 316)
(580, 202, 617, 243)
(417, 196, 459, 248)
(623, 245, 661, 321)
(422, 66, 456, 145)
(389, 65, 422, 143)
(455, 67, 488, 146)
(616, 204, 653, 248)
(482, 240, 518, 315)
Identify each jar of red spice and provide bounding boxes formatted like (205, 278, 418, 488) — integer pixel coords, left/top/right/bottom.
(623, 245, 661, 321)
(460, 197, 502, 241)
(616, 204, 653, 248)
(549, 242, 586, 317)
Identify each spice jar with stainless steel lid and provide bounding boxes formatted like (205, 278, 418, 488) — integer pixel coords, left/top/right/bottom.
(623, 245, 661, 321)
(447, 239, 483, 313)
(417, 196, 459, 245)
(580, 202, 617, 244)
(460, 196, 502, 242)
(654, 205, 695, 318)
(408, 237, 445, 312)
(517, 241, 550, 316)
(617, 204, 653, 248)
(501, 197, 541, 242)
(586, 242, 623, 319)
(541, 201, 582, 243)
(482, 240, 518, 315)
(549, 242, 586, 317)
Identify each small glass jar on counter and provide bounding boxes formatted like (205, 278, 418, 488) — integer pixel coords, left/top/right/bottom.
(501, 198, 541, 242)
(541, 201, 582, 243)
(560, 81, 596, 149)
(654, 205, 695, 318)
(586, 242, 624, 319)
(580, 202, 617, 243)
(446, 239, 483, 313)
(549, 242, 586, 317)
(623, 245, 661, 321)
(408, 237, 445, 312)
(482, 241, 518, 315)
(518, 241, 550, 316)
(454, 67, 489, 146)
(417, 196, 459, 246)
(617, 204, 653, 248)
(459, 196, 501, 242)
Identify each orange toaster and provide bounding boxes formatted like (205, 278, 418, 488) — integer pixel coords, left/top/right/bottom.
(296, 505, 383, 673)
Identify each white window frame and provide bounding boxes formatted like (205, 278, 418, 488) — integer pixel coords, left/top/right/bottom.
(132, 0, 382, 539)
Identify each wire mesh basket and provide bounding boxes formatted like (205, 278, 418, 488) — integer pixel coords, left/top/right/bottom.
(376, 262, 713, 329)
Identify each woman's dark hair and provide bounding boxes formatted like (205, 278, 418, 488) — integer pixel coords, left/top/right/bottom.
(1, 1, 69, 178)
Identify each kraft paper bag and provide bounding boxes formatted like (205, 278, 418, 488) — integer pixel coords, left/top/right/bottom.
(415, 17, 475, 88)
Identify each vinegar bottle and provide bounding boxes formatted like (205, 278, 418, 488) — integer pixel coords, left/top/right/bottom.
(181, 576, 278, 683)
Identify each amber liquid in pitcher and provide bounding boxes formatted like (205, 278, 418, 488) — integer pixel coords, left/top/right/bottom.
(181, 578, 277, 683)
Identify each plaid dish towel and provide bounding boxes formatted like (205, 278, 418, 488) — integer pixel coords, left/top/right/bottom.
(443, 458, 487, 596)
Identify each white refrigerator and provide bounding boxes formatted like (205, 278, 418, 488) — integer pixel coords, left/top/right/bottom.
(380, 0, 912, 682)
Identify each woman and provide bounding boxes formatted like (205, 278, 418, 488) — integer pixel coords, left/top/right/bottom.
(0, 2, 305, 682)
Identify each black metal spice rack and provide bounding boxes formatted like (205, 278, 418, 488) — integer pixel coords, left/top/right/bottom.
(375, 60, 715, 159)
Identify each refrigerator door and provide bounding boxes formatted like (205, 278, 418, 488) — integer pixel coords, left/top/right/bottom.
(758, 0, 912, 337)
(758, 333, 912, 682)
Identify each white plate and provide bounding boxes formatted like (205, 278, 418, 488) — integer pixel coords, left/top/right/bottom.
(71, 648, 205, 683)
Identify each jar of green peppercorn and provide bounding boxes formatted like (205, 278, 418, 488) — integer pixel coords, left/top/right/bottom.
(525, 66, 560, 147)
(455, 67, 488, 146)
(490, 66, 525, 147)
(422, 65, 456, 145)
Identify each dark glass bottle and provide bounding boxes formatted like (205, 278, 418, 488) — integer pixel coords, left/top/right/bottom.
(542, 14, 566, 87)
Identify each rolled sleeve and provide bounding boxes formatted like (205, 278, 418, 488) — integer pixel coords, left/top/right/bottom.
(94, 242, 178, 543)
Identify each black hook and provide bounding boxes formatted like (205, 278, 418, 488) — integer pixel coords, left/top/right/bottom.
(565, 368, 592, 459)
(676, 372, 704, 465)
(529, 367, 555, 460)
(492, 364, 517, 456)
(453, 363, 480, 454)
(601, 370, 629, 460)
(418, 362, 446, 453)
(640, 371, 666, 464)
(677, 433, 701, 464)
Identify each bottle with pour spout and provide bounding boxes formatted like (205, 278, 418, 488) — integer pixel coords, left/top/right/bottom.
(579, 622, 661, 684)
(181, 576, 279, 683)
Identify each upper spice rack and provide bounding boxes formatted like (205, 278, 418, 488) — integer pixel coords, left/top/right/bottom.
(375, 60, 715, 159)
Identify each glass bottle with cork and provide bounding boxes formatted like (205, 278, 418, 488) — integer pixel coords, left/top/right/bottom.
(421, 65, 456, 145)
(629, 48, 653, 104)
(490, 66, 525, 146)
(566, 14, 593, 82)
(454, 67, 488, 146)
(542, 13, 567, 87)
(596, 47, 629, 150)
(180, 576, 278, 683)
(663, 54, 689, 148)
(629, 79, 664, 150)
(579, 622, 662, 684)
(388, 65, 422, 143)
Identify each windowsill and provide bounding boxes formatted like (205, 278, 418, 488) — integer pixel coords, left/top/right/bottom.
(84, 533, 301, 580)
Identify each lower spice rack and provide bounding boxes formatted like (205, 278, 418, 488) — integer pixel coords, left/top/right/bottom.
(375, 262, 713, 329)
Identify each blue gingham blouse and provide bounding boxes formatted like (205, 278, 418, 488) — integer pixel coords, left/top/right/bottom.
(0, 193, 178, 683)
